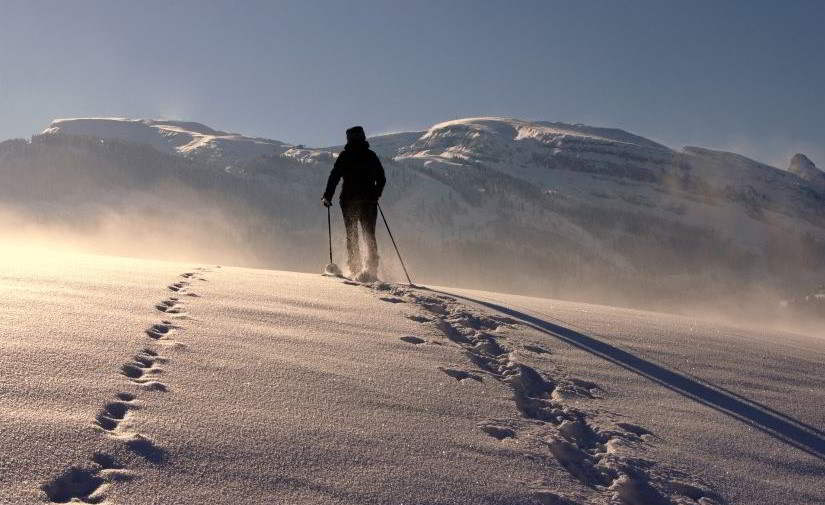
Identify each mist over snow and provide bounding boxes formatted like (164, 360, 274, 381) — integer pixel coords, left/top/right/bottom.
(1, 115, 824, 325)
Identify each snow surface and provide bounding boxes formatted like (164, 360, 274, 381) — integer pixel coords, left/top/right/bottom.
(2, 249, 823, 504)
(398, 116, 673, 171)
(43, 118, 288, 166)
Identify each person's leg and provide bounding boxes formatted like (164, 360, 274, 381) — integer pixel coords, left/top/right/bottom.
(361, 202, 379, 275)
(341, 202, 362, 275)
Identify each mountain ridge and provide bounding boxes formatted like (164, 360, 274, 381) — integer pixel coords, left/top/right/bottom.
(42, 115, 818, 180)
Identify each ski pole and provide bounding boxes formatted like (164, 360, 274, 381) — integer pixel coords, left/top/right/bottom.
(327, 206, 333, 264)
(378, 203, 413, 285)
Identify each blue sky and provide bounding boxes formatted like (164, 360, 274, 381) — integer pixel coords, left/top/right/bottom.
(1, 0, 822, 167)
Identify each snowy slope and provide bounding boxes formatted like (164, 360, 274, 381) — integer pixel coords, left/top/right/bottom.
(397, 117, 671, 170)
(441, 285, 825, 505)
(2, 250, 824, 504)
(43, 118, 289, 166)
(788, 153, 825, 190)
(11, 115, 825, 313)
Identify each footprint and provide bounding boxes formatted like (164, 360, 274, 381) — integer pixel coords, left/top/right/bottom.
(132, 354, 154, 367)
(94, 391, 138, 433)
(145, 322, 177, 340)
(42, 452, 129, 504)
(545, 436, 607, 485)
(167, 282, 189, 292)
(438, 367, 483, 382)
(610, 475, 669, 505)
(94, 414, 119, 432)
(134, 349, 165, 367)
(155, 298, 186, 315)
(41, 467, 105, 504)
(120, 363, 146, 380)
(180, 272, 195, 278)
(474, 338, 508, 356)
(121, 352, 164, 383)
(379, 296, 405, 303)
(407, 315, 431, 323)
(400, 336, 425, 344)
(101, 402, 129, 420)
(95, 406, 127, 432)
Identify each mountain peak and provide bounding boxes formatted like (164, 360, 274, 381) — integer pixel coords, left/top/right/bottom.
(42, 117, 288, 165)
(788, 153, 824, 185)
(789, 153, 819, 172)
(421, 117, 670, 151)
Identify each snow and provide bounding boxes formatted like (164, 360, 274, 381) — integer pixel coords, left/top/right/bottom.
(788, 153, 825, 189)
(43, 118, 288, 166)
(25, 115, 825, 313)
(3, 248, 823, 504)
(423, 117, 669, 151)
(438, 286, 825, 504)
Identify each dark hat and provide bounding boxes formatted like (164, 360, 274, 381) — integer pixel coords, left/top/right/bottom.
(346, 126, 366, 143)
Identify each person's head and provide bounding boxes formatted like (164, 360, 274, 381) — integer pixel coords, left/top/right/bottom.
(346, 126, 367, 145)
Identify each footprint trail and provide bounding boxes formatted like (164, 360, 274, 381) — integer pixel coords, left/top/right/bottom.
(352, 280, 724, 505)
(41, 267, 216, 502)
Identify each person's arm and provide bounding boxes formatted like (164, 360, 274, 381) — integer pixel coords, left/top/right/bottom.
(373, 152, 386, 199)
(323, 153, 345, 202)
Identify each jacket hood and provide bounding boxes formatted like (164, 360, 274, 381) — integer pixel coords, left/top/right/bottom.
(345, 126, 368, 147)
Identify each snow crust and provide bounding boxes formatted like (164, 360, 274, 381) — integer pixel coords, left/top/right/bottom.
(43, 118, 288, 166)
(3, 250, 823, 504)
(399, 116, 673, 170)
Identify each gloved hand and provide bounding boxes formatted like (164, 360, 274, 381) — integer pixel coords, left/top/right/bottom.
(322, 197, 332, 208)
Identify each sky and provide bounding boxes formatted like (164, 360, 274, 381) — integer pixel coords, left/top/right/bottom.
(0, 0, 823, 168)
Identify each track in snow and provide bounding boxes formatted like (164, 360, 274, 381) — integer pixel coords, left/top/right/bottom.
(344, 279, 724, 505)
(41, 266, 216, 503)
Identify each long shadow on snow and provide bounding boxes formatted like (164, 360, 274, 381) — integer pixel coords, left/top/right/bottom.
(425, 288, 825, 461)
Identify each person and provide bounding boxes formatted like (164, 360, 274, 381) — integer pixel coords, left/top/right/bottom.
(322, 126, 386, 281)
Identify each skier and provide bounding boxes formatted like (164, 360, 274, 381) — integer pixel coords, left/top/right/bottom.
(322, 126, 386, 282)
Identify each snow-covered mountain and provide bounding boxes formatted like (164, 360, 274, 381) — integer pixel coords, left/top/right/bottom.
(43, 118, 288, 166)
(3, 116, 823, 313)
(788, 153, 825, 190)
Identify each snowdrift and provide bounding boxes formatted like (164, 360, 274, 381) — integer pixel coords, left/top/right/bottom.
(2, 250, 823, 504)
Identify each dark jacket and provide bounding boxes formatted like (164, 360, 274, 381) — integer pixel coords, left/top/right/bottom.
(323, 140, 386, 203)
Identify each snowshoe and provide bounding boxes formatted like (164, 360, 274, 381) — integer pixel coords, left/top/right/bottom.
(323, 263, 343, 277)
